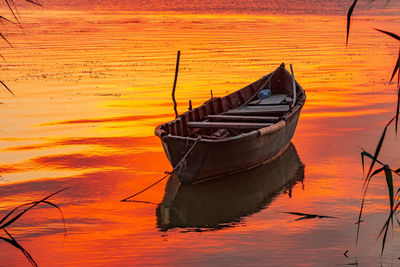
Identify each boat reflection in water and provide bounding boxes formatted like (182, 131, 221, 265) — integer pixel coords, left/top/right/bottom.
(156, 143, 304, 231)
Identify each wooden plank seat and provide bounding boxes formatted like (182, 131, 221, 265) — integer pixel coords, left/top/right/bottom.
(249, 94, 288, 106)
(243, 104, 290, 111)
(224, 105, 290, 116)
(187, 121, 272, 129)
(205, 115, 281, 123)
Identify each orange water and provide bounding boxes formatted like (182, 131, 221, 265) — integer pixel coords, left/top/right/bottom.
(0, 6, 399, 266)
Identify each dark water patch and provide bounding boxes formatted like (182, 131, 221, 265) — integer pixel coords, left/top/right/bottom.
(285, 212, 337, 221)
(6, 136, 158, 151)
(38, 114, 171, 126)
(0, 149, 167, 180)
(31, 151, 161, 170)
(5, 217, 107, 239)
(0, 169, 138, 205)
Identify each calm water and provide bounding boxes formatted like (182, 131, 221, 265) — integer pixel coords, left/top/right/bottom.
(0, 3, 400, 266)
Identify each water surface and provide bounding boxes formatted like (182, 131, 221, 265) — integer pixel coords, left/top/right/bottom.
(0, 4, 399, 266)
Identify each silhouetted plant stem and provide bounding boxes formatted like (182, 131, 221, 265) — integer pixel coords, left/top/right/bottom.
(0, 188, 68, 266)
(346, 0, 359, 45)
(172, 50, 180, 118)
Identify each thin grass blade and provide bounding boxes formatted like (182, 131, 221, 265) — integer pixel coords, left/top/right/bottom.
(384, 165, 394, 214)
(395, 187, 400, 199)
(361, 149, 385, 169)
(0, 201, 36, 227)
(0, 80, 14, 96)
(369, 167, 385, 179)
(398, 60, 400, 88)
(0, 33, 12, 47)
(356, 166, 385, 243)
(0, 237, 37, 266)
(389, 48, 400, 84)
(7, 0, 20, 19)
(356, 194, 366, 243)
(396, 86, 400, 133)
(4, 228, 37, 266)
(375, 29, 400, 41)
(361, 151, 366, 173)
(42, 200, 66, 237)
(381, 221, 390, 255)
(1, 229, 37, 266)
(365, 117, 395, 182)
(0, 187, 69, 229)
(360, 149, 389, 179)
(377, 214, 391, 254)
(346, 0, 359, 45)
(0, 16, 18, 26)
(4, 0, 20, 25)
(24, 0, 42, 6)
(377, 201, 400, 254)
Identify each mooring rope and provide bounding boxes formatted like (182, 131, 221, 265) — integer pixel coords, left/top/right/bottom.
(121, 136, 201, 202)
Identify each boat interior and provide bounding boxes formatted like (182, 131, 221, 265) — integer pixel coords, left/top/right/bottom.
(158, 65, 304, 140)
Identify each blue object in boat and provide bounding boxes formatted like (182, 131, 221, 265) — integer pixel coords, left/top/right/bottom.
(258, 89, 271, 100)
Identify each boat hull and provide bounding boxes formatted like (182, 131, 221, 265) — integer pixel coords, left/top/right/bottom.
(160, 103, 302, 184)
(156, 64, 306, 184)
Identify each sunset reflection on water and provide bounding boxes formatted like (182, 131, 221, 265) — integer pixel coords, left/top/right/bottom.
(0, 6, 399, 266)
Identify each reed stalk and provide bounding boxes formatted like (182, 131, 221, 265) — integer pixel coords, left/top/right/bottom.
(346, 0, 400, 255)
(0, 188, 68, 266)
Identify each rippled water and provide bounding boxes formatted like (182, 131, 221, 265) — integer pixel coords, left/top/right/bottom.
(0, 4, 399, 266)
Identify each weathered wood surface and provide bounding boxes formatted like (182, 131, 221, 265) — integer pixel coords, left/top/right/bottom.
(243, 104, 290, 111)
(206, 114, 280, 122)
(224, 110, 286, 116)
(224, 105, 290, 115)
(187, 121, 272, 129)
(249, 99, 261, 105)
(249, 94, 288, 106)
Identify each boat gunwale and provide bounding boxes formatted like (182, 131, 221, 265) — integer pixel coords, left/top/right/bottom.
(155, 66, 306, 144)
(156, 94, 305, 144)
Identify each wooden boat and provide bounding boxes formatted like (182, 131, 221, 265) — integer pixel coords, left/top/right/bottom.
(154, 63, 306, 184)
(156, 143, 304, 231)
